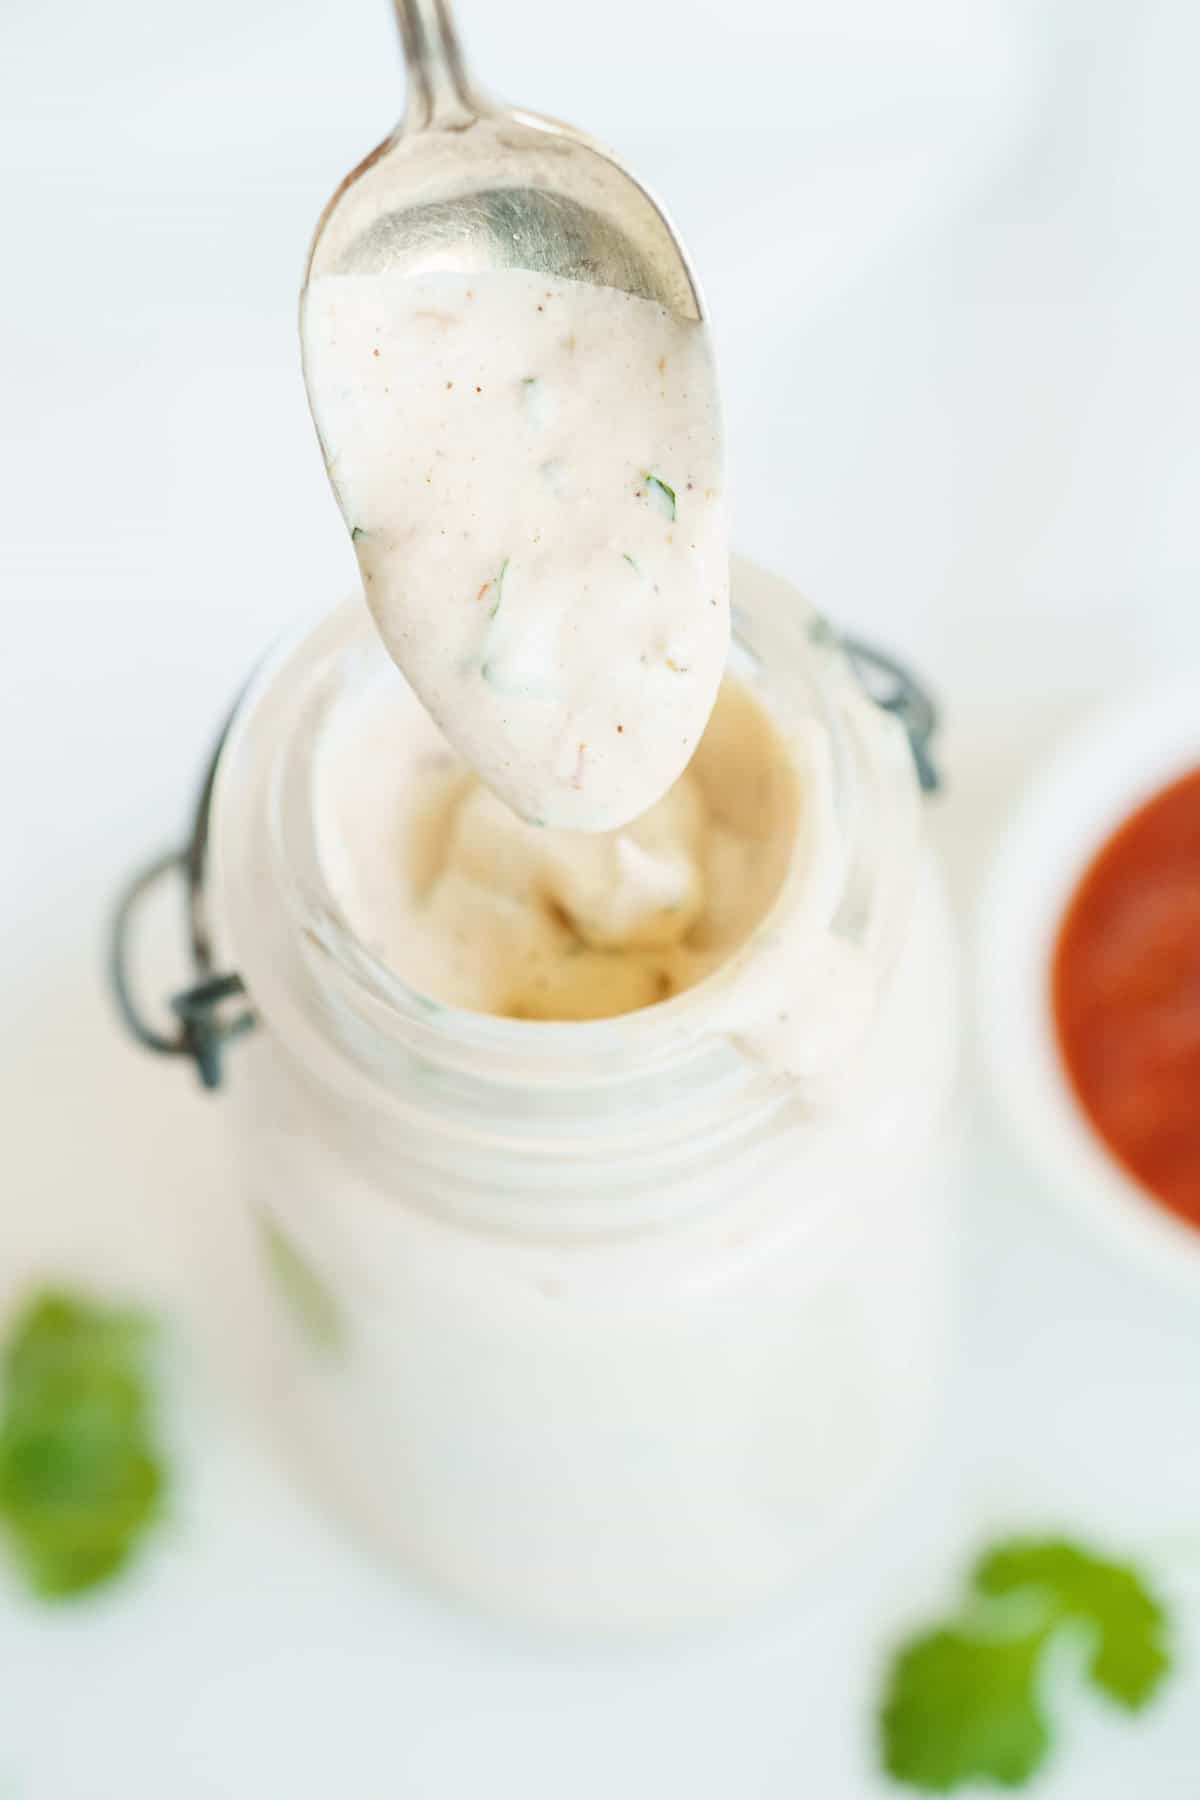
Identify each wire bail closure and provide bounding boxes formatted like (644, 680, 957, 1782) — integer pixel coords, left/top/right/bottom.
(109, 707, 253, 1091)
(840, 638, 941, 796)
(109, 638, 941, 1091)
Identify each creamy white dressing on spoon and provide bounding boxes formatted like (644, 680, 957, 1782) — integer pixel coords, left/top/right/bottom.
(302, 268, 729, 831)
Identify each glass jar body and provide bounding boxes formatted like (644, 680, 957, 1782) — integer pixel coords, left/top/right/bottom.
(211, 561, 958, 1634)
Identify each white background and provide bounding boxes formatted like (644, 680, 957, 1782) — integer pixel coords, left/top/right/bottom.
(3, 0, 1200, 1792)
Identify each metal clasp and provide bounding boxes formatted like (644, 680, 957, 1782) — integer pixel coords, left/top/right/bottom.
(108, 710, 253, 1091)
(841, 638, 941, 795)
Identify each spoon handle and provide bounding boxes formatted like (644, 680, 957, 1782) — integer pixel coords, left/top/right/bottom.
(393, 0, 479, 131)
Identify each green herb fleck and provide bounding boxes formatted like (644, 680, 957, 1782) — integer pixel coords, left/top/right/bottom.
(879, 1537, 1171, 1792)
(642, 473, 676, 520)
(623, 553, 640, 573)
(0, 1291, 164, 1599)
(351, 525, 366, 542)
(521, 376, 537, 387)
(259, 1218, 344, 1356)
(490, 557, 509, 621)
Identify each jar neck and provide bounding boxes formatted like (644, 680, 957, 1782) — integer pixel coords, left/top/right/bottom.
(211, 558, 922, 1231)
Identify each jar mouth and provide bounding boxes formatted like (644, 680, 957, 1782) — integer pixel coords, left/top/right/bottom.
(210, 554, 922, 1207)
(235, 569, 871, 1082)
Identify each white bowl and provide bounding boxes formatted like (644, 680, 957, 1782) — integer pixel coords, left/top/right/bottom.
(977, 674, 1200, 1292)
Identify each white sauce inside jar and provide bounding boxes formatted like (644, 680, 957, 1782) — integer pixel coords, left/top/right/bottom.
(315, 665, 791, 1020)
(313, 651, 877, 1079)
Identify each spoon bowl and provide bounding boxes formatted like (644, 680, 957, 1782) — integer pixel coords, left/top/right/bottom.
(302, 0, 703, 319)
(297, 0, 727, 836)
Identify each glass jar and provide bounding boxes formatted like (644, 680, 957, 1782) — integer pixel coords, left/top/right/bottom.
(205, 555, 957, 1635)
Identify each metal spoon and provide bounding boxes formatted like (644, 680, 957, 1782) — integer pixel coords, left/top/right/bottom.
(301, 0, 704, 339)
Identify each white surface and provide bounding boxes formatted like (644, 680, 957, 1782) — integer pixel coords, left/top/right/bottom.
(3, 0, 1200, 1793)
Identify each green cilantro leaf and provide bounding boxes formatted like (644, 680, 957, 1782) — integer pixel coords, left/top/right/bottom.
(881, 1625, 1049, 1792)
(974, 1539, 1169, 1710)
(878, 1536, 1172, 1792)
(0, 1291, 164, 1599)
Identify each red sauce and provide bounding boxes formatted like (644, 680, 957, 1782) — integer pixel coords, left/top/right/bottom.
(1053, 767, 1200, 1228)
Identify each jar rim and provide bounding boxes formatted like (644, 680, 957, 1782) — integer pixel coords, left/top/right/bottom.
(209, 556, 923, 1206)
(223, 565, 892, 1064)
